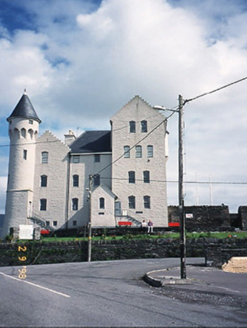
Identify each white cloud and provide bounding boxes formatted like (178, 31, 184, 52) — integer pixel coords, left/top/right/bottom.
(0, 0, 247, 213)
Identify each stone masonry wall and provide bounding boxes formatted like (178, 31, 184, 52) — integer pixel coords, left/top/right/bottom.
(168, 205, 231, 231)
(1, 238, 247, 267)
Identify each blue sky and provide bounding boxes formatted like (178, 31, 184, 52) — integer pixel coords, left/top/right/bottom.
(0, 0, 247, 213)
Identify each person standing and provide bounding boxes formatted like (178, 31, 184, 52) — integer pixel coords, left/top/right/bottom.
(147, 220, 153, 233)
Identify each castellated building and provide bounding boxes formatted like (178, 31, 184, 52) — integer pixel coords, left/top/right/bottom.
(2, 93, 168, 237)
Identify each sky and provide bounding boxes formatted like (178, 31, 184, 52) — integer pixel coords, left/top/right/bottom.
(0, 0, 246, 214)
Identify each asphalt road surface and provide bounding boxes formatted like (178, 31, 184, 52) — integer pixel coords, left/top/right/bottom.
(0, 257, 246, 327)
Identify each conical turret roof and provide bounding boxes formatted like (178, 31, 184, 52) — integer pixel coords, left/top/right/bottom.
(7, 93, 41, 123)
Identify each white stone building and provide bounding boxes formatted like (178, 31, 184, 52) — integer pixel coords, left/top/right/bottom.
(2, 93, 168, 237)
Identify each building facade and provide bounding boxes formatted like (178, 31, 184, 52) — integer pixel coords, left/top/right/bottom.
(2, 93, 168, 237)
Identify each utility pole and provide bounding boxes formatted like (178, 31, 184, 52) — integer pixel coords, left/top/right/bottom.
(88, 174, 93, 262)
(178, 94, 186, 279)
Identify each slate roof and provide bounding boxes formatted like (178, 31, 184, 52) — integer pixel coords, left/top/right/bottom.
(7, 93, 41, 123)
(70, 130, 111, 154)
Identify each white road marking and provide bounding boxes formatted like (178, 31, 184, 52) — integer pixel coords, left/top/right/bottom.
(0, 271, 70, 298)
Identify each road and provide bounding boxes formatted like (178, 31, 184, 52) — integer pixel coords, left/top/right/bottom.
(0, 258, 246, 327)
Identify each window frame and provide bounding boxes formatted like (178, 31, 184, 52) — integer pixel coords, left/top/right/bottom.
(128, 171, 135, 183)
(73, 155, 80, 163)
(73, 174, 79, 187)
(23, 149, 27, 160)
(42, 151, 48, 164)
(129, 121, 136, 133)
(72, 198, 78, 211)
(144, 195, 151, 209)
(135, 145, 142, 158)
(141, 120, 147, 133)
(128, 195, 135, 209)
(40, 198, 47, 211)
(124, 145, 130, 158)
(143, 171, 150, 183)
(94, 174, 100, 186)
(147, 145, 153, 158)
(41, 175, 47, 187)
(99, 197, 105, 209)
(94, 154, 100, 163)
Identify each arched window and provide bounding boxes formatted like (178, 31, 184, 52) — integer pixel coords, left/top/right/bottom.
(129, 121, 136, 133)
(143, 171, 150, 183)
(21, 128, 26, 138)
(141, 120, 147, 133)
(99, 197, 105, 209)
(147, 145, 153, 158)
(72, 198, 78, 211)
(144, 196, 151, 209)
(124, 145, 130, 158)
(128, 195, 135, 209)
(128, 171, 135, 183)
(28, 129, 34, 139)
(14, 128, 19, 139)
(135, 145, 142, 158)
(41, 175, 47, 187)
(73, 175, 79, 187)
(42, 151, 48, 164)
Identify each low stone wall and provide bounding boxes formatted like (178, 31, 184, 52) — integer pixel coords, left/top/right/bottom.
(168, 205, 231, 231)
(0, 238, 247, 267)
(0, 241, 88, 266)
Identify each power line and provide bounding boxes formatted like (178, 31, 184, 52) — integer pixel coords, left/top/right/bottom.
(185, 76, 247, 104)
(96, 111, 175, 175)
(99, 176, 247, 185)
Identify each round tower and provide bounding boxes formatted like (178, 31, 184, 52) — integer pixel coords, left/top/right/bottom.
(2, 92, 41, 237)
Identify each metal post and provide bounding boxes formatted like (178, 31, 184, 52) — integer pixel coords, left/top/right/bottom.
(88, 174, 93, 262)
(178, 94, 186, 279)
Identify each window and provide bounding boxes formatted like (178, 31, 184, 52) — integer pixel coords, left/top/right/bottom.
(40, 199, 47, 211)
(46, 221, 50, 226)
(94, 154, 100, 163)
(73, 220, 77, 226)
(53, 221, 57, 227)
(124, 146, 130, 158)
(41, 175, 47, 187)
(129, 121, 136, 133)
(72, 198, 78, 211)
(143, 171, 150, 183)
(128, 171, 135, 183)
(99, 197, 105, 209)
(147, 145, 153, 158)
(28, 129, 33, 139)
(23, 149, 27, 160)
(73, 155, 80, 163)
(94, 174, 100, 186)
(42, 151, 48, 164)
(128, 196, 135, 209)
(29, 120, 33, 125)
(141, 120, 147, 133)
(21, 128, 26, 138)
(144, 196, 151, 209)
(73, 174, 79, 187)
(136, 145, 142, 158)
